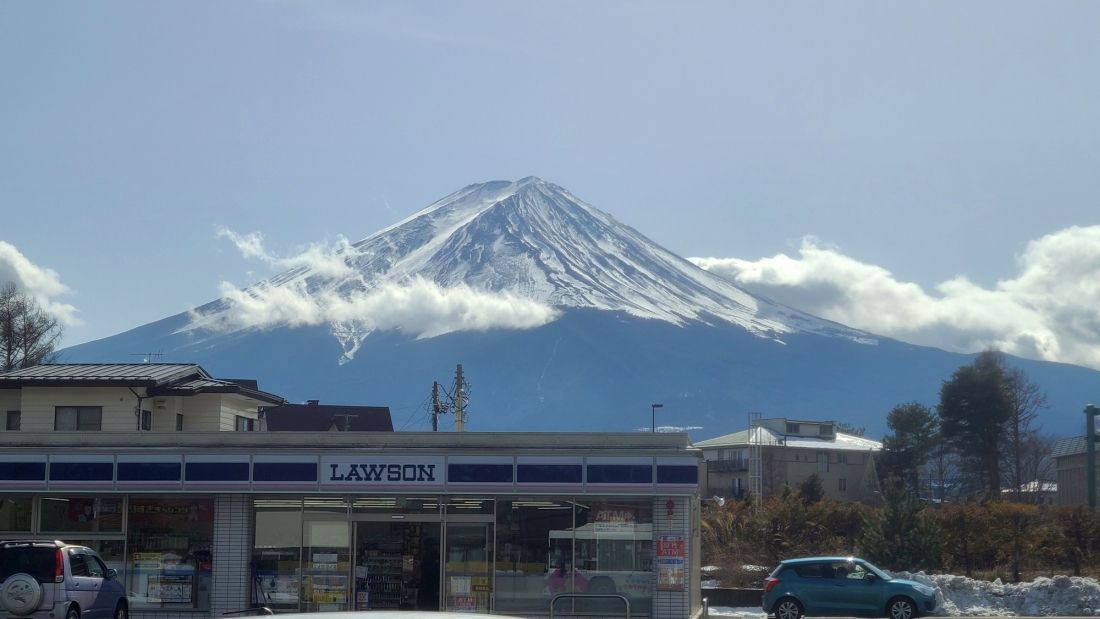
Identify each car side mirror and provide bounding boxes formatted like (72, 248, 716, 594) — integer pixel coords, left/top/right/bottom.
(865, 573, 877, 582)
(107, 568, 118, 579)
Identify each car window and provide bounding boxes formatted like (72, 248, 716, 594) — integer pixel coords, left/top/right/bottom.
(792, 563, 829, 578)
(82, 554, 106, 578)
(846, 562, 870, 579)
(70, 551, 90, 577)
(0, 545, 57, 582)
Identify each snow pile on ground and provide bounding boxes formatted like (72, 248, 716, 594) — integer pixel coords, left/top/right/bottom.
(893, 571, 1100, 616)
(708, 572, 1100, 617)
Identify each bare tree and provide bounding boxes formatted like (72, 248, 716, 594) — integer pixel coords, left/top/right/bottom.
(1001, 366, 1048, 501)
(0, 282, 63, 372)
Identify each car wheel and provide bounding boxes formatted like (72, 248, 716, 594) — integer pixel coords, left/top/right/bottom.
(0, 573, 43, 616)
(114, 602, 128, 619)
(66, 605, 80, 619)
(773, 597, 803, 619)
(888, 596, 917, 619)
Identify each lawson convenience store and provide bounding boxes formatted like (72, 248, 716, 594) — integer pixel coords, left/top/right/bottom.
(0, 431, 702, 618)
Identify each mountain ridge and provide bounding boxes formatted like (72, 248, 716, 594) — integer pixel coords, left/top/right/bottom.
(59, 177, 1100, 439)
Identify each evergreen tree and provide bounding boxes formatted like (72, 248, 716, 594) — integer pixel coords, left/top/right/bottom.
(799, 473, 825, 503)
(938, 350, 1013, 499)
(879, 402, 938, 495)
(859, 478, 941, 571)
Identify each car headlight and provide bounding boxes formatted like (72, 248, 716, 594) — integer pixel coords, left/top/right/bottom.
(913, 584, 934, 597)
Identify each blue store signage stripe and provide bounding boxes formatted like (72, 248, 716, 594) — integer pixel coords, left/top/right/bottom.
(50, 462, 114, 481)
(657, 465, 698, 484)
(448, 463, 513, 483)
(186, 461, 250, 482)
(587, 464, 653, 484)
(517, 464, 582, 484)
(0, 461, 46, 481)
(117, 462, 182, 482)
(254, 461, 318, 482)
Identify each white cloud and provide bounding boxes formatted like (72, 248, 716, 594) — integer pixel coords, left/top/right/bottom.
(691, 226, 1100, 371)
(0, 241, 80, 325)
(199, 229, 559, 340)
(191, 276, 559, 340)
(216, 227, 357, 279)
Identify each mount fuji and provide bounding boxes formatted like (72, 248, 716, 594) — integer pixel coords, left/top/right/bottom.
(62, 178, 1100, 439)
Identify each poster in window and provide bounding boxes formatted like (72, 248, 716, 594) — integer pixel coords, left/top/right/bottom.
(147, 574, 193, 603)
(655, 534, 685, 591)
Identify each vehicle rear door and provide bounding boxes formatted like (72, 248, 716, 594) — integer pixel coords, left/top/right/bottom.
(789, 562, 834, 614)
(0, 544, 58, 614)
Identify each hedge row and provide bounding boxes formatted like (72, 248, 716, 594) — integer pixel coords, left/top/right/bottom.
(701, 493, 1100, 586)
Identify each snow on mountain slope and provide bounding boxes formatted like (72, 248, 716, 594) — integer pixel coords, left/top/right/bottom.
(188, 177, 874, 358)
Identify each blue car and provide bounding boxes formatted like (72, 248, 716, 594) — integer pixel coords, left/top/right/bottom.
(762, 556, 936, 619)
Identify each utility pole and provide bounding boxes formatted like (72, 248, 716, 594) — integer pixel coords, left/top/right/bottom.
(431, 382, 443, 432)
(1087, 404, 1099, 509)
(454, 364, 467, 433)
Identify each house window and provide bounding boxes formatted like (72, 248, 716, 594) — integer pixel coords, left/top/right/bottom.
(235, 416, 254, 431)
(5, 411, 19, 431)
(140, 409, 152, 431)
(819, 424, 833, 435)
(838, 478, 847, 492)
(837, 453, 848, 464)
(786, 422, 800, 434)
(176, 414, 184, 431)
(55, 406, 103, 431)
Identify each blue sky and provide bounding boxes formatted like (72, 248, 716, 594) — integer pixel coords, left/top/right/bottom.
(2, 2, 1099, 368)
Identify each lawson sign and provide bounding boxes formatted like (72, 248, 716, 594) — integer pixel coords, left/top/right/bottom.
(321, 456, 445, 488)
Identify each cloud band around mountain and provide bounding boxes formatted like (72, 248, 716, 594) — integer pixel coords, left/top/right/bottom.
(190, 276, 561, 339)
(194, 229, 560, 339)
(690, 225, 1100, 371)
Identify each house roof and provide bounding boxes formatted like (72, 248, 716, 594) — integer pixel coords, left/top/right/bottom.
(0, 363, 206, 387)
(0, 363, 284, 404)
(261, 402, 393, 432)
(1052, 436, 1087, 458)
(695, 426, 882, 451)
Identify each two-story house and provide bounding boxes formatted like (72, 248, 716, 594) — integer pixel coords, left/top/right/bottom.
(696, 418, 882, 502)
(0, 363, 285, 433)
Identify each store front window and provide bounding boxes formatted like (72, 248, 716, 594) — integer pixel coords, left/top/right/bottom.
(39, 496, 123, 533)
(574, 500, 653, 616)
(494, 498, 653, 617)
(494, 498, 575, 615)
(253, 497, 303, 612)
(0, 495, 32, 533)
(126, 497, 214, 610)
(301, 498, 350, 613)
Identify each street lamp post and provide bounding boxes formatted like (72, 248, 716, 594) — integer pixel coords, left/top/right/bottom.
(651, 403, 663, 433)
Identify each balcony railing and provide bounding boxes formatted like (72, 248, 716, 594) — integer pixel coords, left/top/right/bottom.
(708, 459, 748, 472)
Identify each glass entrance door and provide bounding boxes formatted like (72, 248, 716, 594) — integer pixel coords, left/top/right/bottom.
(353, 521, 441, 611)
(444, 523, 493, 613)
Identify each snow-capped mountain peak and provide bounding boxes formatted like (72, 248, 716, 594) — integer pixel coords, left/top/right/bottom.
(193, 178, 871, 355)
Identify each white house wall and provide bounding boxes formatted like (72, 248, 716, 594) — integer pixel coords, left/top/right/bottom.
(18, 386, 142, 431)
(0, 389, 19, 416)
(218, 398, 258, 431)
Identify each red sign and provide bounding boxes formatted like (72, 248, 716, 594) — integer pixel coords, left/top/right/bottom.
(656, 536, 685, 558)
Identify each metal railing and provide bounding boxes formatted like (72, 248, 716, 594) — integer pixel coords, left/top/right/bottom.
(549, 592, 631, 618)
(222, 607, 274, 616)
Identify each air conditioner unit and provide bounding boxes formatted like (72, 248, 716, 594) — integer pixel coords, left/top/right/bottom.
(153, 399, 167, 410)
